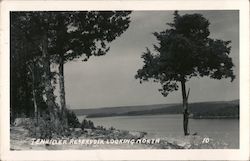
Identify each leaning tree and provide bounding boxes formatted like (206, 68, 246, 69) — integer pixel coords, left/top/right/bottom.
(135, 11, 235, 135)
(50, 11, 131, 127)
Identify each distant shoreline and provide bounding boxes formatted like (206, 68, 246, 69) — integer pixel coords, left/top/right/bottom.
(191, 115, 239, 119)
(74, 100, 239, 119)
(82, 113, 239, 119)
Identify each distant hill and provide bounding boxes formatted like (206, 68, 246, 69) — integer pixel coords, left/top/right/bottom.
(73, 103, 178, 116)
(72, 100, 239, 119)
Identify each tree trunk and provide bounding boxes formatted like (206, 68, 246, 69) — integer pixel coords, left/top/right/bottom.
(181, 79, 189, 136)
(58, 54, 68, 127)
(41, 33, 60, 131)
(29, 64, 38, 125)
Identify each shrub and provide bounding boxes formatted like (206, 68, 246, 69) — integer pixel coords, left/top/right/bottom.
(109, 126, 115, 131)
(26, 110, 75, 138)
(26, 113, 64, 139)
(81, 119, 95, 130)
(96, 125, 106, 131)
(66, 109, 81, 128)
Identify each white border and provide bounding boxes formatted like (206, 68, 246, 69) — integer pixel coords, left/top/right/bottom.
(0, 0, 249, 160)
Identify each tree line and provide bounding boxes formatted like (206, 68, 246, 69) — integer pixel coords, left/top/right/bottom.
(86, 101, 239, 119)
(11, 11, 131, 136)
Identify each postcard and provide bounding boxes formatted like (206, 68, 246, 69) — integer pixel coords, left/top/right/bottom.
(0, 0, 249, 160)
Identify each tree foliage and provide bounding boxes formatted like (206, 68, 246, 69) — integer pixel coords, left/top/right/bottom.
(135, 11, 235, 135)
(135, 11, 235, 97)
(10, 12, 48, 120)
(66, 109, 81, 128)
(11, 11, 131, 62)
(81, 119, 95, 130)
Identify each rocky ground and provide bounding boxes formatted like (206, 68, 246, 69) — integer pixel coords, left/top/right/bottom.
(10, 125, 229, 150)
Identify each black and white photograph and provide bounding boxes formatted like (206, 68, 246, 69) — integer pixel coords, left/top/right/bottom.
(9, 9, 240, 150)
(0, 0, 249, 160)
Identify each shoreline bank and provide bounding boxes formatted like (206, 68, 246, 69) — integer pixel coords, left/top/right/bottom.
(10, 126, 230, 150)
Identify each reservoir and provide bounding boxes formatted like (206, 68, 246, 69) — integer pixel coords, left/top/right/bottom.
(78, 114, 239, 148)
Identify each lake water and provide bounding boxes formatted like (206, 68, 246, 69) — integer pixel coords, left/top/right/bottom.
(77, 114, 239, 148)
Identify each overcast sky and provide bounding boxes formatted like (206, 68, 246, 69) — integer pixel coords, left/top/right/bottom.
(63, 10, 239, 109)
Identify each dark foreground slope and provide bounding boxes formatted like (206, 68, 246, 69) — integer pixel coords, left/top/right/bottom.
(73, 100, 239, 119)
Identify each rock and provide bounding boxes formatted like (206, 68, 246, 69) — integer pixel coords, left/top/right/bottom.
(128, 131, 145, 139)
(11, 126, 29, 136)
(74, 128, 82, 132)
(163, 137, 193, 149)
(72, 128, 82, 137)
(176, 141, 191, 149)
(84, 129, 92, 134)
(14, 118, 31, 127)
(129, 131, 140, 136)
